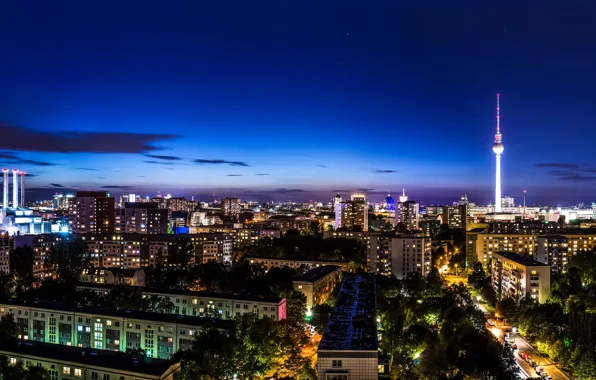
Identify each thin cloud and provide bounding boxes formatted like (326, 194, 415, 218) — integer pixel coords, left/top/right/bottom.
(50, 183, 65, 188)
(274, 188, 305, 194)
(101, 185, 132, 189)
(97, 177, 106, 179)
(373, 169, 397, 174)
(535, 163, 581, 169)
(143, 160, 174, 166)
(317, 165, 328, 168)
(22, 159, 56, 167)
(0, 123, 176, 153)
(356, 188, 375, 192)
(145, 154, 182, 161)
(226, 174, 243, 177)
(76, 168, 98, 171)
(193, 159, 250, 167)
(559, 175, 596, 181)
(255, 173, 270, 176)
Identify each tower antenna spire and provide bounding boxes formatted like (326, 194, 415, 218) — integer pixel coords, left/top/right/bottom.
(495, 93, 502, 143)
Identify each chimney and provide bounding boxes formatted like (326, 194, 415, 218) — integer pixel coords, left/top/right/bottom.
(12, 169, 18, 209)
(19, 172, 26, 208)
(2, 169, 8, 210)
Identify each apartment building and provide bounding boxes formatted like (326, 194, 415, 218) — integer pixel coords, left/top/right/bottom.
(317, 274, 380, 380)
(293, 265, 342, 310)
(467, 231, 596, 273)
(368, 234, 393, 275)
(491, 251, 551, 304)
(0, 299, 231, 359)
(80, 268, 146, 286)
(323, 230, 371, 246)
(0, 234, 10, 274)
(114, 202, 169, 234)
(16, 233, 234, 276)
(76, 283, 287, 321)
(68, 191, 115, 234)
(390, 235, 432, 280)
(247, 257, 353, 272)
(0, 339, 180, 380)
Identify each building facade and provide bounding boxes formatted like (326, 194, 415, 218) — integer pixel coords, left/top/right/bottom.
(293, 265, 342, 310)
(75, 284, 287, 321)
(247, 257, 352, 272)
(491, 251, 551, 303)
(390, 235, 432, 280)
(335, 194, 368, 232)
(0, 340, 181, 380)
(221, 197, 241, 218)
(394, 191, 419, 231)
(68, 191, 115, 234)
(115, 202, 169, 234)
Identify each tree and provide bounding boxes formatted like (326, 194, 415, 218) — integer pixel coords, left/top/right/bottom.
(0, 314, 17, 339)
(496, 298, 519, 321)
(125, 347, 146, 357)
(311, 304, 333, 333)
(479, 282, 497, 307)
(9, 246, 34, 279)
(0, 355, 50, 380)
(467, 262, 487, 289)
(44, 239, 89, 283)
(167, 238, 195, 268)
(145, 295, 175, 314)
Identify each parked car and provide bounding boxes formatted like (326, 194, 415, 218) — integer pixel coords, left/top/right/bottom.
(511, 343, 518, 350)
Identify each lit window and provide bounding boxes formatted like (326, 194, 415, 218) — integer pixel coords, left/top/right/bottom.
(74, 368, 82, 377)
(63, 367, 71, 375)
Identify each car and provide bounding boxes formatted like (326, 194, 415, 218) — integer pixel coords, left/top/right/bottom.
(511, 343, 518, 350)
(528, 358, 536, 367)
(535, 366, 544, 374)
(487, 319, 496, 326)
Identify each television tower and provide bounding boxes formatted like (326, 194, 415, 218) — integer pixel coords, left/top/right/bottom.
(492, 93, 504, 213)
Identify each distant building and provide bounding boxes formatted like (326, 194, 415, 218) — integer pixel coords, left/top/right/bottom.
(335, 194, 368, 232)
(501, 196, 515, 208)
(318, 274, 380, 379)
(394, 190, 419, 230)
(166, 197, 191, 213)
(441, 204, 467, 229)
(420, 219, 441, 238)
(115, 202, 169, 234)
(69, 191, 115, 234)
(293, 265, 342, 310)
(0, 234, 9, 274)
(80, 267, 146, 286)
(247, 257, 352, 272)
(0, 339, 181, 380)
(368, 234, 393, 275)
(491, 251, 551, 303)
(52, 194, 74, 210)
(221, 197, 241, 218)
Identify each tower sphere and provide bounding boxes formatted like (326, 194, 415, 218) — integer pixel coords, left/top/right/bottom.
(492, 142, 504, 155)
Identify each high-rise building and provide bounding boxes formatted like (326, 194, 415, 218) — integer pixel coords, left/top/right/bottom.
(115, 202, 169, 234)
(390, 235, 432, 280)
(221, 197, 241, 218)
(335, 194, 368, 231)
(441, 204, 468, 229)
(493, 93, 504, 213)
(394, 190, 419, 230)
(68, 191, 115, 234)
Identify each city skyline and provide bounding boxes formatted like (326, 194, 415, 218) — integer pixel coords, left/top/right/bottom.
(1, 2, 595, 204)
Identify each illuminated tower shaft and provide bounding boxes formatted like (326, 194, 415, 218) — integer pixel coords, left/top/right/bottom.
(492, 93, 504, 213)
(20, 172, 26, 207)
(12, 169, 18, 208)
(495, 154, 501, 212)
(2, 169, 8, 209)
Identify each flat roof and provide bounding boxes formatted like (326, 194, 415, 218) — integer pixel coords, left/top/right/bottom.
(0, 339, 176, 376)
(76, 283, 284, 304)
(318, 274, 377, 351)
(294, 265, 341, 283)
(494, 251, 549, 267)
(247, 256, 350, 264)
(0, 298, 232, 328)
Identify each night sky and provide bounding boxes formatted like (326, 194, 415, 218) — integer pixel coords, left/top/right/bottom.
(1, 1, 595, 205)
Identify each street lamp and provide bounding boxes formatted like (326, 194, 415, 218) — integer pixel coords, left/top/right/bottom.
(454, 264, 458, 276)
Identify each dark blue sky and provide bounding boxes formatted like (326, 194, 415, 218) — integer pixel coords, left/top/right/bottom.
(1, 1, 595, 204)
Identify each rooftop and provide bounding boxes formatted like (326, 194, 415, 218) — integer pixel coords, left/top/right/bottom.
(0, 339, 177, 376)
(1, 298, 232, 328)
(76, 283, 284, 304)
(294, 265, 341, 283)
(494, 251, 550, 267)
(247, 256, 351, 264)
(318, 274, 378, 351)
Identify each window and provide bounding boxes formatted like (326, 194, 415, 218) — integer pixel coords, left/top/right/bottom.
(327, 375, 348, 380)
(74, 368, 82, 377)
(103, 374, 110, 380)
(332, 360, 342, 368)
(9, 357, 16, 365)
(63, 367, 71, 375)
